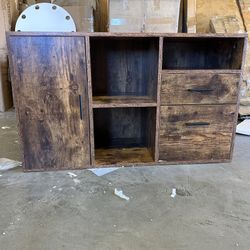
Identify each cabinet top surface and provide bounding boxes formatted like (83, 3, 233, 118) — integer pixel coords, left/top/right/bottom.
(6, 32, 248, 39)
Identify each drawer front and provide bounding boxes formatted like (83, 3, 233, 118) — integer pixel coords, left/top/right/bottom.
(159, 105, 236, 162)
(161, 73, 240, 105)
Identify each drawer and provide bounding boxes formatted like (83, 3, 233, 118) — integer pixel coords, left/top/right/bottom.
(161, 72, 240, 105)
(159, 105, 236, 162)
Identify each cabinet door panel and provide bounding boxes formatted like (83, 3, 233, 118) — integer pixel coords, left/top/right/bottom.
(8, 36, 90, 170)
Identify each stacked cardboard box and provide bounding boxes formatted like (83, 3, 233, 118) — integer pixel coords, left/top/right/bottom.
(53, 0, 96, 32)
(0, 0, 18, 112)
(109, 0, 181, 33)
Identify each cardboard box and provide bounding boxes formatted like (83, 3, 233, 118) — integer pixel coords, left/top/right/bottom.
(144, 0, 181, 32)
(64, 5, 94, 32)
(109, 0, 144, 32)
(51, 0, 96, 32)
(109, 0, 181, 33)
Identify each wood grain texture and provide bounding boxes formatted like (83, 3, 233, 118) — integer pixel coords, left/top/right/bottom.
(7, 32, 248, 39)
(155, 37, 163, 161)
(161, 72, 240, 105)
(8, 36, 90, 170)
(0, 50, 13, 111)
(163, 37, 245, 70)
(90, 37, 159, 98)
(6, 32, 247, 170)
(85, 36, 95, 166)
(184, 0, 196, 33)
(93, 107, 156, 149)
(93, 96, 157, 108)
(230, 36, 248, 161)
(159, 105, 236, 162)
(95, 147, 154, 166)
(94, 0, 109, 32)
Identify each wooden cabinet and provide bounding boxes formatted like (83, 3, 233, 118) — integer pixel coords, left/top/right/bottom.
(7, 33, 247, 171)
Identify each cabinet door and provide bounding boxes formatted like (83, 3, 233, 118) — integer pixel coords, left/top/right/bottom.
(8, 36, 90, 170)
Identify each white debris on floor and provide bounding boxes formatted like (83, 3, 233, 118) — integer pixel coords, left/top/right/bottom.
(171, 188, 177, 198)
(114, 188, 130, 201)
(236, 119, 250, 136)
(1, 126, 11, 130)
(88, 167, 119, 177)
(0, 158, 21, 171)
(67, 172, 77, 178)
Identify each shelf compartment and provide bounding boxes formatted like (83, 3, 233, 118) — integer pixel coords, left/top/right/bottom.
(93, 107, 156, 165)
(92, 96, 157, 108)
(90, 37, 159, 99)
(162, 37, 245, 70)
(95, 147, 154, 166)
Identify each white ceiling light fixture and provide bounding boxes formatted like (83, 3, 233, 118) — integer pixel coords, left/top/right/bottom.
(15, 3, 76, 32)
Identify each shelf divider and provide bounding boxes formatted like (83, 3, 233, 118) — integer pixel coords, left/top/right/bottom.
(92, 96, 157, 108)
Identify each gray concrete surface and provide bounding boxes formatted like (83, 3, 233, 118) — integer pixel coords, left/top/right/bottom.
(0, 110, 250, 250)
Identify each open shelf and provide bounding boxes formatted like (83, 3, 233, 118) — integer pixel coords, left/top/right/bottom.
(90, 37, 159, 100)
(93, 107, 156, 165)
(92, 96, 157, 108)
(95, 147, 154, 165)
(162, 37, 245, 70)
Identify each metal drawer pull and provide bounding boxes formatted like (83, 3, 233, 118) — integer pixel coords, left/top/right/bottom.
(79, 95, 83, 120)
(185, 122, 210, 127)
(187, 88, 214, 93)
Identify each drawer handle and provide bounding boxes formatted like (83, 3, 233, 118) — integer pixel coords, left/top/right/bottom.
(187, 88, 214, 93)
(185, 122, 210, 127)
(79, 95, 83, 120)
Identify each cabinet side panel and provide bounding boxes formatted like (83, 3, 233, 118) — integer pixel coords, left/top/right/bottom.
(8, 36, 90, 170)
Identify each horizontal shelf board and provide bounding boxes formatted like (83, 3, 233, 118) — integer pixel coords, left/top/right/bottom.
(161, 103, 238, 106)
(161, 69, 242, 74)
(8, 32, 247, 39)
(95, 147, 154, 166)
(92, 96, 157, 108)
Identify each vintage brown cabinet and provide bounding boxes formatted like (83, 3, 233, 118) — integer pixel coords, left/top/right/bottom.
(7, 32, 247, 171)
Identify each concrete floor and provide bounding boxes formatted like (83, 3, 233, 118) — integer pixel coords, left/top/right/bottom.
(0, 110, 250, 250)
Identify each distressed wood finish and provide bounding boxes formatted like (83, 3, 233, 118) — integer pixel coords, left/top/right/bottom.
(93, 107, 156, 150)
(155, 37, 164, 161)
(6, 32, 247, 170)
(163, 37, 245, 70)
(159, 105, 236, 162)
(8, 36, 90, 170)
(90, 37, 159, 99)
(95, 147, 154, 166)
(85, 36, 95, 165)
(161, 72, 241, 105)
(93, 96, 157, 108)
